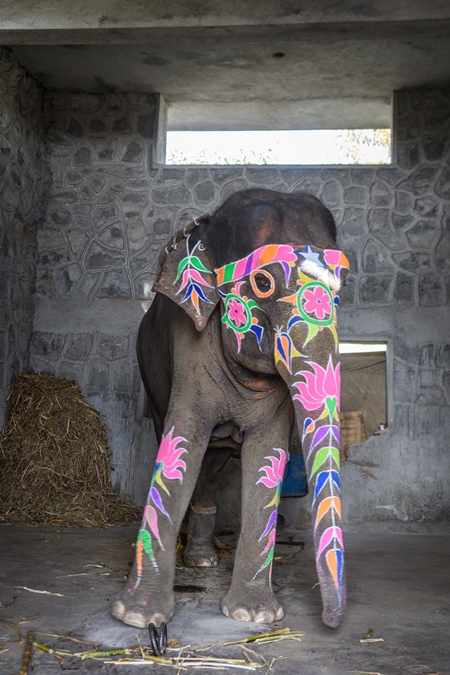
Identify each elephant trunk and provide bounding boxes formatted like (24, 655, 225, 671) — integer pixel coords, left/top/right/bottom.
(276, 345, 346, 628)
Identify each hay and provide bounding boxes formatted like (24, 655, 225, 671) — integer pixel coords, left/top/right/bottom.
(0, 372, 141, 527)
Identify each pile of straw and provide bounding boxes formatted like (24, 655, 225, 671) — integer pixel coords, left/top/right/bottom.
(0, 372, 141, 527)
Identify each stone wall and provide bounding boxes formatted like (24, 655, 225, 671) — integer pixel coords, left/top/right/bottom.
(339, 87, 450, 531)
(0, 48, 42, 426)
(2, 48, 449, 528)
(32, 92, 164, 500)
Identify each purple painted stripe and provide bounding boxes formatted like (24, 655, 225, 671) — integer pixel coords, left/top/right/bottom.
(150, 487, 169, 517)
(259, 509, 278, 541)
(311, 425, 329, 450)
(281, 261, 292, 285)
(243, 251, 256, 277)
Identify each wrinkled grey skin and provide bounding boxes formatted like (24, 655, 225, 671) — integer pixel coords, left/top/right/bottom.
(112, 189, 347, 630)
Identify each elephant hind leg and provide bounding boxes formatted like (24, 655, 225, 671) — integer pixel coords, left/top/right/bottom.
(184, 447, 233, 568)
(184, 504, 218, 567)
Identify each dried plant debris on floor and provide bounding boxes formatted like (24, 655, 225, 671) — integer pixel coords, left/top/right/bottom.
(0, 372, 141, 527)
(14, 627, 304, 672)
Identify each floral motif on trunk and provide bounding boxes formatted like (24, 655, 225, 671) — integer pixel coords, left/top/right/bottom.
(253, 448, 288, 580)
(281, 277, 339, 348)
(292, 356, 344, 599)
(277, 245, 350, 357)
(133, 428, 188, 589)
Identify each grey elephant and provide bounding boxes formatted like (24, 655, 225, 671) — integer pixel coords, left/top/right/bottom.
(112, 188, 350, 629)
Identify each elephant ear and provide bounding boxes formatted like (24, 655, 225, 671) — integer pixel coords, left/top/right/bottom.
(152, 228, 220, 331)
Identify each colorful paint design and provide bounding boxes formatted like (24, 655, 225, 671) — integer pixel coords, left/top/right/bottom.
(215, 244, 297, 287)
(220, 281, 264, 352)
(274, 331, 304, 373)
(274, 246, 349, 364)
(253, 448, 288, 580)
(215, 243, 349, 355)
(174, 235, 214, 315)
(169, 238, 348, 603)
(133, 428, 188, 589)
(293, 355, 344, 600)
(281, 280, 338, 348)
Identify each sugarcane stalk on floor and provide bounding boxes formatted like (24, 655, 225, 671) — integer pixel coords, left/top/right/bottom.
(19, 631, 34, 675)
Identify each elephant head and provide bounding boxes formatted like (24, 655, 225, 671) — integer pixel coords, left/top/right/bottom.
(153, 189, 350, 628)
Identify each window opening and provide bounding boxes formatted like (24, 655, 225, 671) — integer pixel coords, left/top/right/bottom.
(339, 342, 387, 459)
(166, 129, 391, 166)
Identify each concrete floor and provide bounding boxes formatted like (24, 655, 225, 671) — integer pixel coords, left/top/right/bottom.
(0, 523, 449, 674)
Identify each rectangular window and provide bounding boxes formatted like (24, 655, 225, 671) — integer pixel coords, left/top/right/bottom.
(166, 129, 391, 166)
(339, 342, 388, 457)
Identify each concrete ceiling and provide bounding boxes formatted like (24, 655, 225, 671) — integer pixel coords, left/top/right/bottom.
(2, 0, 450, 130)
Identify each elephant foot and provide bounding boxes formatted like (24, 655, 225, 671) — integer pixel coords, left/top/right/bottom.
(220, 586, 284, 623)
(111, 589, 174, 628)
(111, 576, 175, 628)
(184, 505, 218, 568)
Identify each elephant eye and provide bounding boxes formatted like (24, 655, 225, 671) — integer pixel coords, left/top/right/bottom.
(250, 270, 275, 298)
(255, 273, 271, 290)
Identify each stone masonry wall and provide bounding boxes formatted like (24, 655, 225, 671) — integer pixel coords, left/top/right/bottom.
(26, 82, 450, 527)
(0, 48, 42, 426)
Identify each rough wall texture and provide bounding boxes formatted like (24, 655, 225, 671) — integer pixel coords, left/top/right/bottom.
(1, 46, 449, 529)
(0, 48, 42, 425)
(339, 87, 450, 531)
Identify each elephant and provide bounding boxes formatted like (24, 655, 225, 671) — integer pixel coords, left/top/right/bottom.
(112, 188, 350, 630)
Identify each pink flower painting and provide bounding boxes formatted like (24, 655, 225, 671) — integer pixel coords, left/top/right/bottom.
(154, 427, 188, 493)
(227, 298, 247, 327)
(133, 427, 188, 590)
(303, 285, 332, 320)
(253, 448, 288, 579)
(292, 355, 340, 421)
(257, 448, 288, 507)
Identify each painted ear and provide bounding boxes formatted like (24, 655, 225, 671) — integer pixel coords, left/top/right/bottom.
(152, 230, 220, 331)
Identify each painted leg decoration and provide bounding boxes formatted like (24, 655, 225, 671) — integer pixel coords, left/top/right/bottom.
(112, 424, 208, 628)
(221, 444, 288, 623)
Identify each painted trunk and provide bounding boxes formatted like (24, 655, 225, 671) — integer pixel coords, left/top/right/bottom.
(270, 247, 349, 628)
(214, 243, 349, 626)
(277, 347, 345, 628)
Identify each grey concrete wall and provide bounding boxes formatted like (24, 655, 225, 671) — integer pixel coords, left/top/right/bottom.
(0, 48, 42, 426)
(1, 43, 449, 530)
(32, 91, 163, 501)
(340, 87, 450, 532)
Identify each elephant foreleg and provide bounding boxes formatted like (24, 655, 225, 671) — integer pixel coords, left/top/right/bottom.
(221, 416, 291, 623)
(184, 447, 233, 567)
(111, 416, 213, 628)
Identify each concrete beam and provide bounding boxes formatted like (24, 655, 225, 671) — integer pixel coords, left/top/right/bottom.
(2, 16, 450, 45)
(1, 0, 450, 35)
